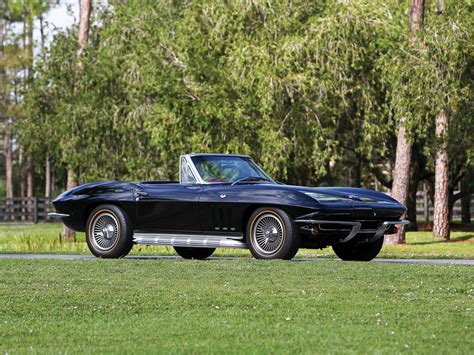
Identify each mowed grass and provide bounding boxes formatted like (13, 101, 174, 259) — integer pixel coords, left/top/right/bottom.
(0, 259, 472, 353)
(0, 223, 473, 259)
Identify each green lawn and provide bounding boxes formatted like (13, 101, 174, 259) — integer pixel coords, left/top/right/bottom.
(0, 223, 472, 259)
(0, 259, 472, 353)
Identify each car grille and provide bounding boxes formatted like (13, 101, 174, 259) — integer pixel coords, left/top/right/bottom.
(318, 220, 384, 233)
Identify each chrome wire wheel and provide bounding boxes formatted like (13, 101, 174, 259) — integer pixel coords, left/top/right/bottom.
(90, 212, 120, 251)
(252, 213, 285, 255)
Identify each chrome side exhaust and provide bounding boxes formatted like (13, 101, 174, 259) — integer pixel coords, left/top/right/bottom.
(133, 232, 247, 249)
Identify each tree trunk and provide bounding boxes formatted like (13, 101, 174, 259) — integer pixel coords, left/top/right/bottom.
(385, 122, 412, 244)
(52, 168, 55, 194)
(19, 146, 25, 198)
(77, 0, 92, 60)
(460, 173, 471, 224)
(20, 6, 35, 218)
(45, 156, 51, 198)
(433, 112, 450, 239)
(26, 156, 34, 197)
(385, 0, 424, 245)
(432, 2, 450, 240)
(409, 0, 425, 43)
(25, 156, 34, 222)
(26, 163, 33, 221)
(40, 9, 50, 200)
(4, 128, 13, 199)
(4, 128, 13, 221)
(62, 169, 77, 242)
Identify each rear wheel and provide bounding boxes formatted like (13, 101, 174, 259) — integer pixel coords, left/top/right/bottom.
(174, 247, 215, 259)
(332, 236, 384, 261)
(246, 207, 299, 260)
(86, 204, 133, 258)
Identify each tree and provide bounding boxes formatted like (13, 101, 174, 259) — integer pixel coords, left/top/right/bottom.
(1, 0, 25, 203)
(432, 0, 449, 240)
(62, 0, 92, 242)
(0, 2, 13, 203)
(19, 0, 473, 231)
(385, 0, 425, 245)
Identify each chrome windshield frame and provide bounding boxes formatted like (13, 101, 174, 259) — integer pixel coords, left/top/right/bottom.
(179, 154, 274, 185)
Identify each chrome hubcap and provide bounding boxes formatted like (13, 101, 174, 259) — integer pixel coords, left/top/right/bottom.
(91, 212, 119, 251)
(253, 213, 284, 254)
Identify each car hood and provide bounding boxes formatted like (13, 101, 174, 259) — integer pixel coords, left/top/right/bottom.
(270, 184, 406, 220)
(265, 184, 402, 206)
(295, 186, 399, 204)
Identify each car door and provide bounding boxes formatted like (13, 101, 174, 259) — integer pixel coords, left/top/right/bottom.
(135, 183, 203, 233)
(198, 184, 252, 235)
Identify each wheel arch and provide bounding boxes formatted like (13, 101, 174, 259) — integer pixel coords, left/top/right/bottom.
(241, 204, 294, 236)
(83, 201, 132, 231)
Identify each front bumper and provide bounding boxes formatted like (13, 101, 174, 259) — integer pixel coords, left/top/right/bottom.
(48, 212, 71, 218)
(294, 218, 409, 243)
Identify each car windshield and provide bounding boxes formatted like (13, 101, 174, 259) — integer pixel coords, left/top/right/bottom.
(191, 156, 274, 183)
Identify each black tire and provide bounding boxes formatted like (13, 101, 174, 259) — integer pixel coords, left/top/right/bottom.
(246, 207, 299, 260)
(86, 204, 133, 258)
(332, 236, 384, 261)
(174, 247, 215, 259)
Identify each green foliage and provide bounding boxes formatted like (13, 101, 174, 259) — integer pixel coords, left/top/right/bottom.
(19, 0, 474, 186)
(385, 2, 473, 139)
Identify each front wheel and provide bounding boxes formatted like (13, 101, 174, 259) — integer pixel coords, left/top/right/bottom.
(86, 204, 133, 258)
(246, 207, 299, 260)
(332, 236, 384, 261)
(174, 247, 215, 259)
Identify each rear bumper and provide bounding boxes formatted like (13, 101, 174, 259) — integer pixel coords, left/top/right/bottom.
(294, 218, 409, 243)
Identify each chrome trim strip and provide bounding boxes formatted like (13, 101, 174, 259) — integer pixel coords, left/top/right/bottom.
(133, 232, 247, 249)
(369, 220, 410, 243)
(48, 212, 70, 218)
(293, 219, 361, 243)
(296, 212, 322, 220)
(188, 153, 251, 158)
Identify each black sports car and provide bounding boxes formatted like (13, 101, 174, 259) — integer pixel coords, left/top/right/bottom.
(50, 153, 408, 260)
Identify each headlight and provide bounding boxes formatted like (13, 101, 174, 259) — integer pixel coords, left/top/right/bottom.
(53, 186, 79, 201)
(54, 189, 72, 200)
(303, 192, 351, 203)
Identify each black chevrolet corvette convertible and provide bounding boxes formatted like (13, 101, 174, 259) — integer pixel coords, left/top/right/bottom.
(50, 154, 408, 260)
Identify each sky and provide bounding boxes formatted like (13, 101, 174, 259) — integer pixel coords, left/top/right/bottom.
(43, 0, 79, 32)
(36, 0, 79, 46)
(30, 0, 108, 55)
